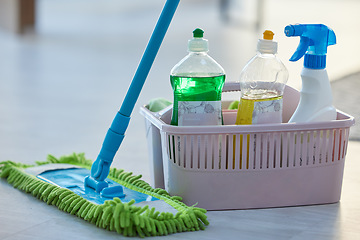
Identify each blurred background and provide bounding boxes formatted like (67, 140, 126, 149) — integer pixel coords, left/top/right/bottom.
(0, 0, 359, 180)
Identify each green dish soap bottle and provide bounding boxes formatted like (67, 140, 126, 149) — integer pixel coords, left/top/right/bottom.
(170, 28, 226, 126)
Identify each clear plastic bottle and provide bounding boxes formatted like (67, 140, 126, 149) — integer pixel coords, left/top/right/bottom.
(236, 30, 289, 125)
(170, 28, 226, 126)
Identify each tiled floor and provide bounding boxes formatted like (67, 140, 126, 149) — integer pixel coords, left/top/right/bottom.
(0, 0, 359, 239)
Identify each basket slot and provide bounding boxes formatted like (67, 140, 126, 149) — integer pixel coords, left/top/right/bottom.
(167, 134, 184, 167)
(198, 135, 204, 169)
(234, 134, 241, 170)
(231, 134, 251, 170)
(220, 134, 227, 170)
(344, 128, 350, 159)
(288, 132, 295, 168)
(254, 134, 261, 169)
(322, 130, 329, 164)
(209, 135, 216, 169)
(294, 132, 301, 167)
(281, 133, 287, 167)
(268, 133, 275, 169)
(167, 135, 174, 163)
(308, 131, 315, 165)
(248, 134, 255, 169)
(339, 129, 345, 160)
(320, 130, 328, 164)
(281, 132, 288, 168)
(174, 135, 180, 165)
(301, 132, 308, 166)
(205, 135, 211, 170)
(185, 135, 192, 168)
(274, 132, 281, 169)
(241, 134, 248, 170)
(313, 131, 320, 165)
(327, 129, 335, 163)
(260, 133, 268, 169)
(341, 128, 350, 160)
(212, 135, 221, 170)
(333, 129, 340, 162)
(201, 135, 206, 169)
(199, 135, 206, 170)
(317, 130, 330, 164)
(201, 134, 217, 170)
(166, 134, 170, 161)
(227, 134, 234, 170)
(193, 135, 199, 169)
(342, 129, 347, 159)
(179, 135, 185, 167)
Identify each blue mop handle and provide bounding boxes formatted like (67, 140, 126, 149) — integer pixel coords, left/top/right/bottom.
(120, 0, 180, 117)
(90, 0, 180, 181)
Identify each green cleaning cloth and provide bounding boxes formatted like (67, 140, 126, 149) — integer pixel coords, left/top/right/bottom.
(228, 100, 239, 110)
(146, 98, 172, 112)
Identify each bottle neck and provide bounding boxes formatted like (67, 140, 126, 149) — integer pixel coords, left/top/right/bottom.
(188, 51, 208, 55)
(256, 51, 277, 57)
(304, 54, 326, 69)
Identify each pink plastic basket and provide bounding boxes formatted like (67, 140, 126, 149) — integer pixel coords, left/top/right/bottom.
(140, 82, 355, 210)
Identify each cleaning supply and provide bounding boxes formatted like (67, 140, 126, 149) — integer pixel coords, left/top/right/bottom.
(85, 0, 180, 195)
(170, 28, 226, 126)
(0, 0, 209, 237)
(284, 24, 337, 122)
(146, 98, 172, 112)
(236, 30, 289, 125)
(0, 154, 208, 237)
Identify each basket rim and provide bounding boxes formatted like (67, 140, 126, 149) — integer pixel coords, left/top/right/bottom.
(139, 82, 355, 135)
(140, 106, 355, 135)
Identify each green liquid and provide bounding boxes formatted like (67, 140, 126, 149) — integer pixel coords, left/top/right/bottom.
(170, 74, 225, 126)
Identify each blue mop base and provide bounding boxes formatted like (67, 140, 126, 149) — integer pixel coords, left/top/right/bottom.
(38, 168, 158, 205)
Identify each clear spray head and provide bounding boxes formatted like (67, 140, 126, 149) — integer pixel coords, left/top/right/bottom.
(284, 24, 336, 69)
(188, 28, 209, 52)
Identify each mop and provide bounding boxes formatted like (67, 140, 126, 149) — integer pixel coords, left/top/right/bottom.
(0, 0, 208, 237)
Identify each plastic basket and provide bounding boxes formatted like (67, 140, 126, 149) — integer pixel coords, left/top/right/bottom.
(139, 82, 355, 210)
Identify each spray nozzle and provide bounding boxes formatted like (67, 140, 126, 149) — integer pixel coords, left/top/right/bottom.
(284, 24, 336, 69)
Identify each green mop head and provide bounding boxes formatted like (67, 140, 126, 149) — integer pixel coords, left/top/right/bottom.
(0, 153, 208, 237)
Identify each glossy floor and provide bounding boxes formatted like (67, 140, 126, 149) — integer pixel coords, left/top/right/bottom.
(0, 0, 359, 239)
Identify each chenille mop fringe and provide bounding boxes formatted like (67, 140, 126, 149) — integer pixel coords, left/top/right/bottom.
(0, 153, 209, 237)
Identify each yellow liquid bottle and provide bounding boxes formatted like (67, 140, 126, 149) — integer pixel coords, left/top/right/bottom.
(233, 30, 288, 169)
(234, 90, 283, 169)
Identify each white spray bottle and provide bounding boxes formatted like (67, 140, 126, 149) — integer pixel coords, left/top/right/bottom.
(284, 24, 337, 123)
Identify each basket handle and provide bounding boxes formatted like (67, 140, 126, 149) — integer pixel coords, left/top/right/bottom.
(222, 82, 241, 93)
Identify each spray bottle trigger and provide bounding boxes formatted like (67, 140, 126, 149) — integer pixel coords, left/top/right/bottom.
(327, 29, 336, 46)
(289, 36, 311, 62)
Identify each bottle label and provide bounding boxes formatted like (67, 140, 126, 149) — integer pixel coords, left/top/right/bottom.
(253, 98, 282, 124)
(236, 97, 283, 125)
(178, 101, 222, 126)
